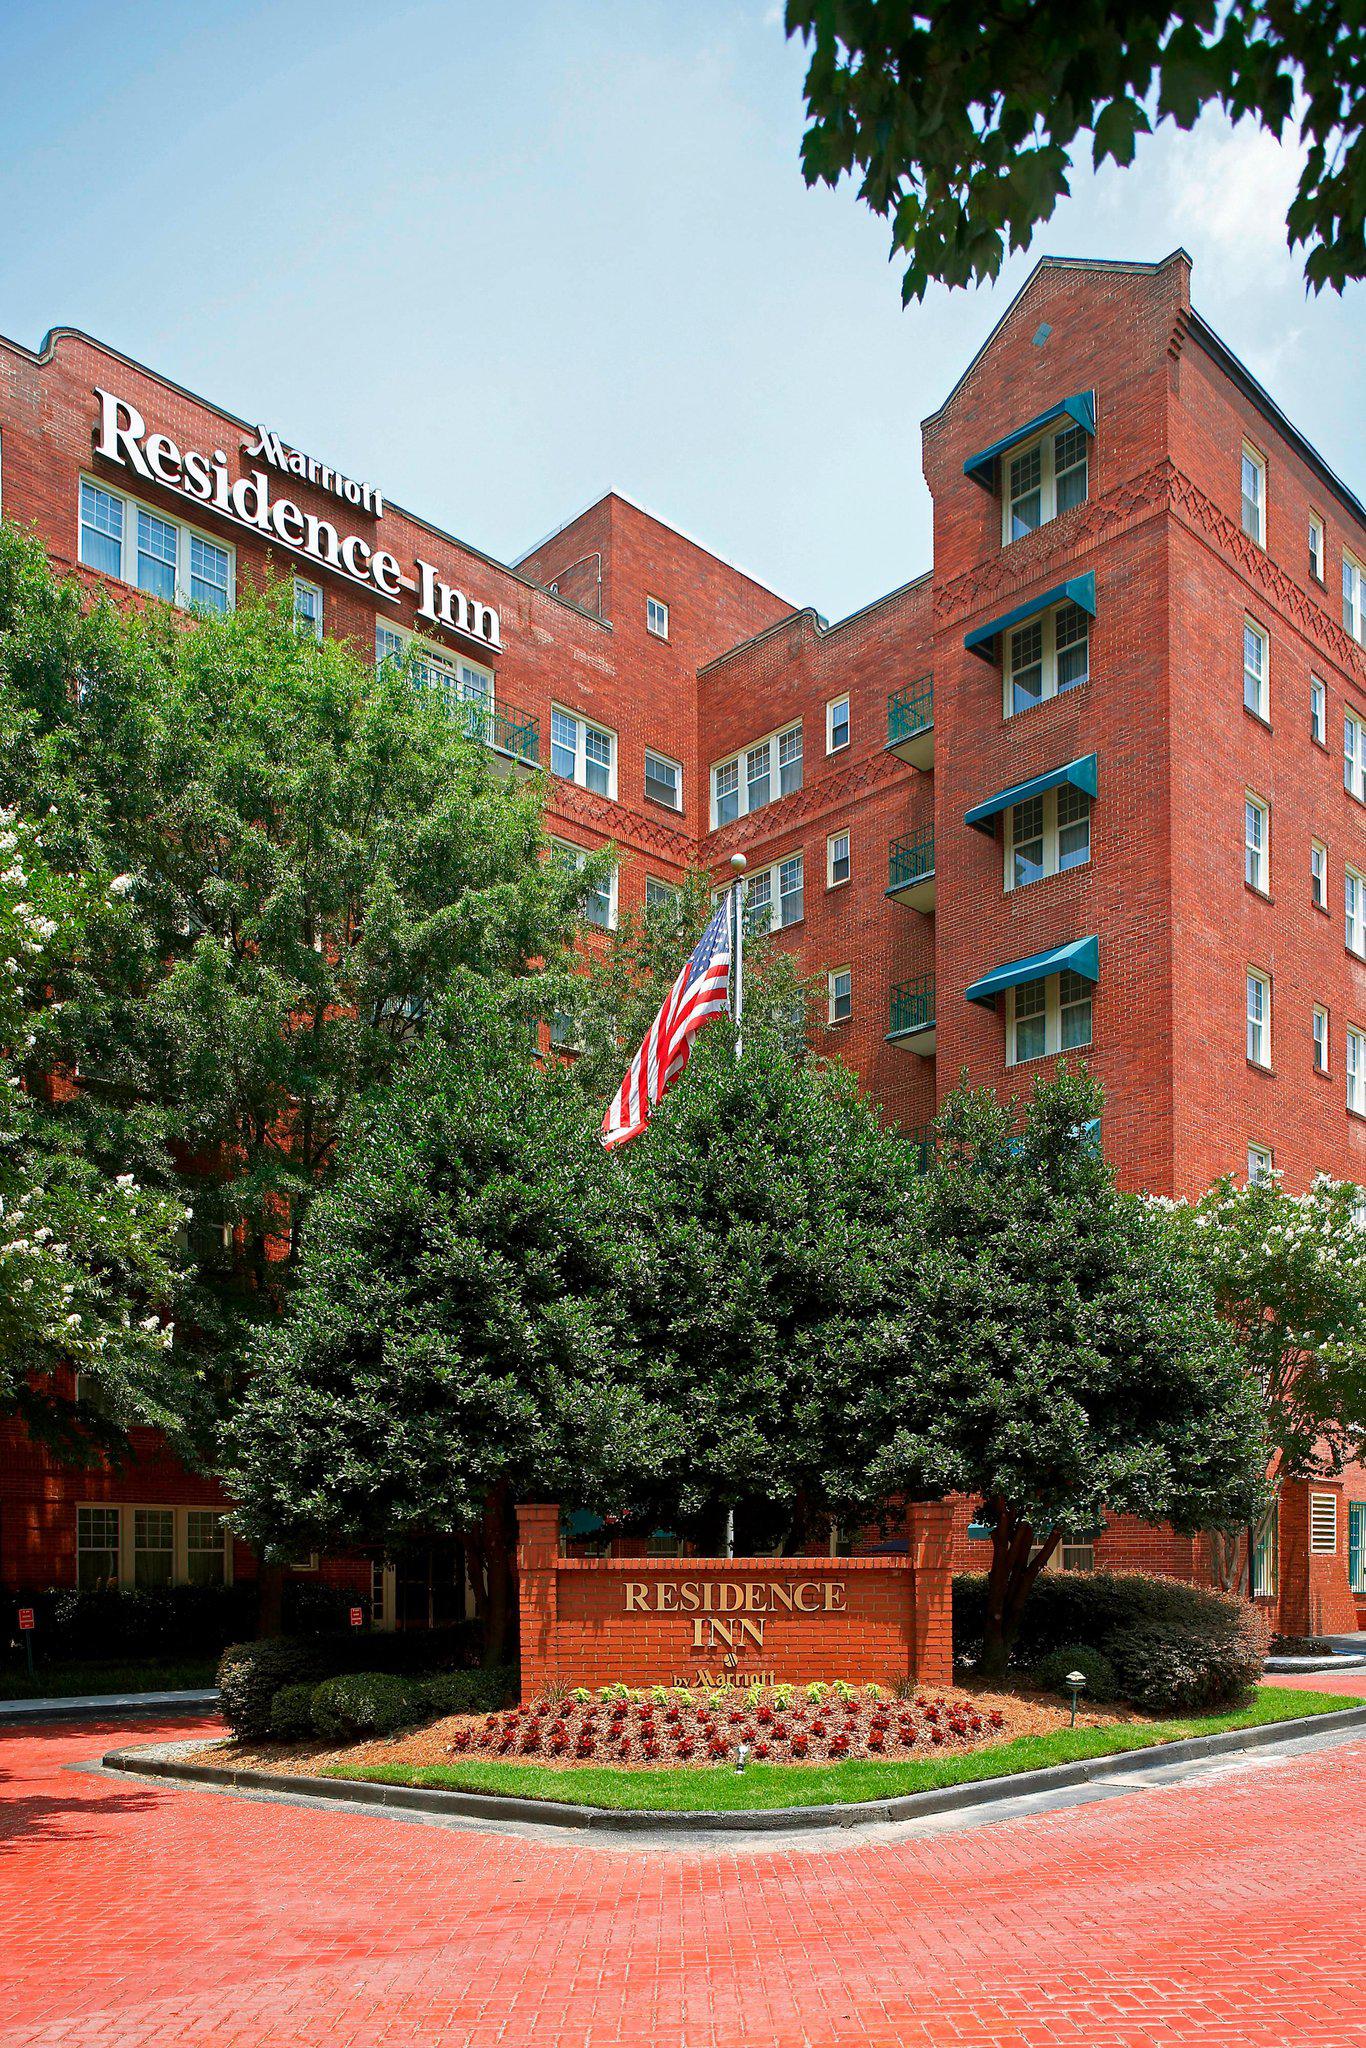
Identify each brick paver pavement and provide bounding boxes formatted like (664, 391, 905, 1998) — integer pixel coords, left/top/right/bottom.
(2, 1711, 1365, 2047)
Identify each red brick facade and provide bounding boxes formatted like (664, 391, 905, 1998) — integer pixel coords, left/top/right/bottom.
(1, 247, 1362, 1638)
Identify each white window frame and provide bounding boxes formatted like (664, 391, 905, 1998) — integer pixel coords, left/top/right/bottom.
(645, 875, 681, 914)
(1242, 619, 1269, 722)
(1313, 1004, 1330, 1073)
(552, 839, 617, 931)
(1003, 786, 1092, 891)
(1309, 514, 1325, 583)
(644, 748, 682, 810)
(1247, 1143, 1274, 1187)
(1311, 676, 1327, 745)
(1348, 1025, 1366, 1116)
(1345, 553, 1364, 645)
(78, 474, 236, 613)
(1346, 711, 1366, 803)
(827, 966, 852, 1025)
(1244, 793, 1269, 894)
(1309, 1493, 1338, 1556)
(551, 704, 617, 799)
(76, 1503, 234, 1590)
(1241, 444, 1266, 546)
(826, 828, 850, 888)
(646, 595, 669, 640)
(710, 722, 803, 827)
(1005, 971, 1093, 1067)
(1246, 967, 1272, 1069)
(293, 577, 323, 640)
(1347, 866, 1366, 959)
(826, 695, 851, 754)
(1003, 601, 1090, 717)
(375, 621, 494, 719)
(1311, 839, 1328, 910)
(743, 852, 804, 934)
(1001, 419, 1090, 544)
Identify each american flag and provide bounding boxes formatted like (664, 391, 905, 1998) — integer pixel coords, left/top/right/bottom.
(601, 894, 734, 1149)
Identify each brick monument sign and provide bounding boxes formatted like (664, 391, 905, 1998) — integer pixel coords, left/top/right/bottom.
(515, 1502, 954, 1702)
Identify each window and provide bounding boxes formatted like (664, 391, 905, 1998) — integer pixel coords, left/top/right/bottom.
(1347, 866, 1366, 957)
(644, 749, 682, 810)
(1003, 421, 1089, 542)
(78, 477, 235, 611)
(1252, 1513, 1279, 1599)
(826, 695, 850, 753)
(1006, 970, 1093, 1065)
(133, 1507, 174, 1588)
(1346, 712, 1366, 802)
(828, 967, 852, 1024)
(744, 853, 804, 934)
(551, 707, 616, 798)
(1244, 795, 1268, 893)
(552, 840, 617, 930)
(1309, 515, 1325, 583)
(1309, 1493, 1338, 1556)
(1345, 553, 1364, 644)
(1004, 785, 1091, 890)
(294, 578, 323, 640)
(1242, 620, 1269, 721)
(77, 1506, 120, 1589)
(1313, 1005, 1329, 1072)
(1059, 1533, 1095, 1574)
(645, 876, 680, 913)
(1247, 968, 1271, 1067)
(1350, 1502, 1366, 1596)
(710, 723, 802, 826)
(1311, 676, 1327, 745)
(1247, 1143, 1274, 1186)
(186, 1510, 226, 1587)
(827, 829, 850, 888)
(1240, 445, 1266, 545)
(646, 595, 669, 639)
(1349, 1027, 1366, 1116)
(1312, 840, 1328, 910)
(376, 623, 494, 726)
(1004, 601, 1089, 716)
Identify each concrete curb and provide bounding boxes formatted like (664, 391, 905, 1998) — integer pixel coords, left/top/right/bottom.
(1264, 1655, 1366, 1673)
(101, 1702, 1366, 1837)
(1, 1689, 219, 1726)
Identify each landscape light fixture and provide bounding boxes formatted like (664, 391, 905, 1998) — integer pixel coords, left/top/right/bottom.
(735, 1741, 751, 1774)
(1065, 1671, 1087, 1728)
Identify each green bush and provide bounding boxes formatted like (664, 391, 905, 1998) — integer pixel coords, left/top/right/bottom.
(1030, 1645, 1119, 1704)
(218, 1637, 338, 1740)
(311, 1671, 418, 1741)
(1112, 1614, 1264, 1715)
(416, 1665, 517, 1720)
(41, 1583, 256, 1661)
(268, 1682, 317, 1743)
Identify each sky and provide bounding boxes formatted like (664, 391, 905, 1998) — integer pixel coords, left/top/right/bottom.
(2, 0, 1361, 622)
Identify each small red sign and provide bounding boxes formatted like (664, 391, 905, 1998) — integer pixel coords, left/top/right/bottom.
(349, 1606, 364, 1628)
(17, 1609, 34, 1631)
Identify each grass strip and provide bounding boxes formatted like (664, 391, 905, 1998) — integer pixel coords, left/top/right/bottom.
(0, 1658, 218, 1701)
(319, 1684, 1360, 1813)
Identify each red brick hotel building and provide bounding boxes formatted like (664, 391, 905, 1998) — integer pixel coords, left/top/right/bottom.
(1, 249, 1363, 1638)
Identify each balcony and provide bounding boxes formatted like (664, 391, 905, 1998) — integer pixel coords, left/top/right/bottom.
(456, 697, 541, 774)
(886, 827, 936, 913)
(886, 678, 934, 770)
(907, 1123, 935, 1171)
(886, 975, 936, 1055)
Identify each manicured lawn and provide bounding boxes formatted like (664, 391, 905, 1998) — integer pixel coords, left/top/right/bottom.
(0, 1657, 219, 1700)
(321, 1684, 1360, 1813)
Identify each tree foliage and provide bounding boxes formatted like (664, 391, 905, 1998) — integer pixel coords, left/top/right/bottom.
(787, 0, 1365, 299)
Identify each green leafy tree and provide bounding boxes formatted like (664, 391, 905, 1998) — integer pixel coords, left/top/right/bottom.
(788, 0, 1364, 299)
(229, 988, 661, 1662)
(862, 1071, 1267, 1677)
(1171, 1171, 1366, 1593)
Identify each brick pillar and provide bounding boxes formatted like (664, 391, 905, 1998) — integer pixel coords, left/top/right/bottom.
(906, 1499, 954, 1687)
(515, 1503, 561, 1704)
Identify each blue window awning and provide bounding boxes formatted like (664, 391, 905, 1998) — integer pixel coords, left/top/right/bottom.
(966, 935, 1099, 1008)
(966, 753, 1099, 834)
(964, 392, 1096, 492)
(965, 572, 1096, 661)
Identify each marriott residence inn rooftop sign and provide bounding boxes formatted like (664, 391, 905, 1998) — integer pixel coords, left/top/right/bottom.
(92, 389, 502, 651)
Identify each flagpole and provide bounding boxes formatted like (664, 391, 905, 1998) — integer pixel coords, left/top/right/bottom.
(729, 853, 747, 1062)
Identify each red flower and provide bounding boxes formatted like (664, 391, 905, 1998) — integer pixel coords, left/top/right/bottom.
(868, 1733, 885, 1751)
(675, 1738, 694, 1759)
(811, 1720, 827, 1737)
(931, 1727, 945, 1745)
(771, 1722, 788, 1743)
(755, 1741, 771, 1759)
(756, 1706, 773, 1725)
(989, 1710, 1005, 1729)
(643, 1737, 660, 1759)
(791, 1735, 809, 1758)
(831, 1732, 850, 1755)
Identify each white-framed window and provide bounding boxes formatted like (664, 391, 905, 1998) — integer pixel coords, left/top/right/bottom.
(827, 967, 852, 1024)
(1004, 601, 1089, 717)
(1247, 1143, 1274, 1186)
(1346, 711, 1366, 802)
(1311, 676, 1327, 745)
(1244, 794, 1269, 893)
(1247, 968, 1272, 1068)
(1004, 784, 1092, 890)
(1348, 1026, 1366, 1116)
(710, 722, 803, 827)
(77, 1503, 234, 1590)
(646, 595, 669, 639)
(1003, 420, 1089, 543)
(1313, 1004, 1330, 1073)
(552, 840, 617, 930)
(551, 706, 616, 798)
(1251, 1513, 1279, 1599)
(133, 1507, 175, 1588)
(79, 477, 234, 613)
(827, 829, 850, 888)
(1348, 866, 1366, 959)
(826, 695, 850, 754)
(644, 748, 682, 810)
(1006, 970, 1093, 1066)
(1345, 553, 1364, 644)
(1243, 620, 1269, 721)
(744, 853, 804, 934)
(645, 875, 681, 913)
(1310, 1493, 1338, 1555)
(374, 622, 494, 717)
(186, 1509, 228, 1587)
(293, 577, 323, 640)
(1309, 515, 1325, 583)
(76, 1505, 120, 1589)
(1240, 444, 1266, 546)
(1312, 839, 1328, 910)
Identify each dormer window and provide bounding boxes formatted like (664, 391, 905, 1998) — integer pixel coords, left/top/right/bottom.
(1004, 422, 1089, 542)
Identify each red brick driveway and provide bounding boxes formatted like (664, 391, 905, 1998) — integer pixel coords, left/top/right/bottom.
(2, 1707, 1364, 2047)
